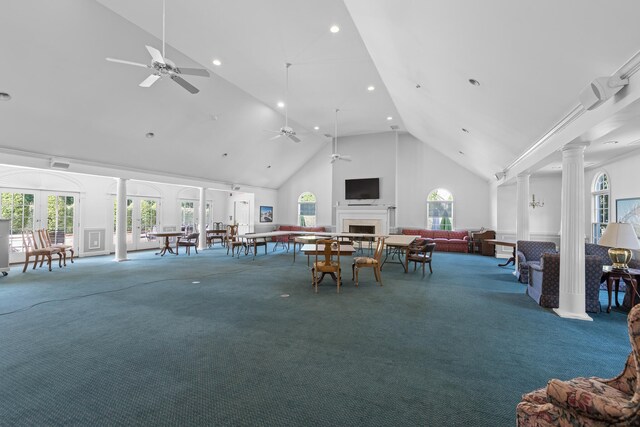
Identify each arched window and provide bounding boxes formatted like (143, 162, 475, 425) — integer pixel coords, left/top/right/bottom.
(592, 172, 610, 243)
(427, 189, 453, 230)
(298, 192, 316, 226)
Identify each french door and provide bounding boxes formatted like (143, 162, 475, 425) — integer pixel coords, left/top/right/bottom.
(234, 201, 250, 235)
(1, 189, 78, 263)
(179, 199, 213, 233)
(113, 197, 160, 251)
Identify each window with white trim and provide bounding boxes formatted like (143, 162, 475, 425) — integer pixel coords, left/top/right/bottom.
(298, 192, 316, 226)
(427, 189, 453, 230)
(592, 172, 609, 244)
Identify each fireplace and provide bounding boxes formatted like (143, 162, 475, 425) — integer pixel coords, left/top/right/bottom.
(349, 225, 375, 234)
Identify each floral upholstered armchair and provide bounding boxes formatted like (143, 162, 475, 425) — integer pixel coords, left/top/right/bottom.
(516, 303, 640, 426)
(516, 240, 557, 284)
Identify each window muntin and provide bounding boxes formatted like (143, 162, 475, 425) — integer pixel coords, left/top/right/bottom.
(427, 189, 453, 230)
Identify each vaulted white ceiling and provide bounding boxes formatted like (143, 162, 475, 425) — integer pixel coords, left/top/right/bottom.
(2, 0, 640, 188)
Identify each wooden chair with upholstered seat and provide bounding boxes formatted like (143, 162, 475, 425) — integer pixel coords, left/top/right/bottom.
(311, 239, 341, 293)
(407, 241, 436, 276)
(176, 232, 199, 255)
(352, 237, 385, 287)
(21, 230, 62, 272)
(39, 229, 74, 265)
(226, 225, 245, 257)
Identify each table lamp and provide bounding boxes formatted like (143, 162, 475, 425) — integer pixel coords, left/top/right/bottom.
(598, 222, 640, 270)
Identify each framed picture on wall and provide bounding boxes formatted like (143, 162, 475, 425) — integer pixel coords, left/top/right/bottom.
(616, 197, 640, 237)
(260, 206, 273, 223)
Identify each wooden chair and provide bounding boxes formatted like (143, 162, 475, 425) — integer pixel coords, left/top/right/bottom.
(407, 241, 436, 276)
(311, 239, 341, 293)
(176, 232, 199, 255)
(244, 233, 267, 257)
(352, 237, 385, 287)
(39, 229, 74, 265)
(21, 231, 62, 272)
(226, 225, 244, 256)
(206, 230, 224, 247)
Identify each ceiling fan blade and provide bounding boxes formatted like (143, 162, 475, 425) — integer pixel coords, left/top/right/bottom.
(264, 129, 282, 134)
(330, 157, 337, 164)
(341, 156, 352, 162)
(171, 75, 199, 94)
(106, 57, 150, 69)
(176, 67, 210, 77)
(139, 74, 161, 87)
(145, 45, 165, 65)
(287, 134, 302, 143)
(269, 134, 284, 141)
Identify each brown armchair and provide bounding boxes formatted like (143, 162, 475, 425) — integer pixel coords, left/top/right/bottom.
(516, 303, 640, 426)
(176, 232, 199, 255)
(407, 240, 436, 276)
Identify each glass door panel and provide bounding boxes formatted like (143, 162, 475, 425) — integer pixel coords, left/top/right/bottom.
(1, 191, 35, 263)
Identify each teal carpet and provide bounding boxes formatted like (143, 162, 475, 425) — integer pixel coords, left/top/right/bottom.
(0, 245, 631, 426)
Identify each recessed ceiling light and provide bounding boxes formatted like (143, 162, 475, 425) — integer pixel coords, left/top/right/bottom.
(603, 140, 618, 145)
(267, 165, 271, 169)
(386, 116, 393, 121)
(415, 83, 421, 89)
(212, 59, 222, 66)
(468, 79, 480, 86)
(222, 153, 228, 157)
(277, 101, 285, 108)
(313, 126, 320, 130)
(330, 25, 340, 33)
(145, 132, 155, 138)
(0, 92, 11, 101)
(458, 151, 465, 155)
(462, 128, 469, 133)
(367, 85, 375, 91)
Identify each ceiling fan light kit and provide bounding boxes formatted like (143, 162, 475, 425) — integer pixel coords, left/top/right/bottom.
(105, 0, 210, 94)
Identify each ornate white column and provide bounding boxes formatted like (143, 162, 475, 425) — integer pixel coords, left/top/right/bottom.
(115, 178, 128, 262)
(554, 142, 590, 321)
(516, 173, 531, 241)
(198, 187, 207, 250)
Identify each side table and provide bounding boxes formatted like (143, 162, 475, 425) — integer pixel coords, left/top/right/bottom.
(602, 266, 640, 313)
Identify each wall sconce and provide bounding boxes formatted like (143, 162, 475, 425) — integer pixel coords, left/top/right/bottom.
(530, 194, 544, 209)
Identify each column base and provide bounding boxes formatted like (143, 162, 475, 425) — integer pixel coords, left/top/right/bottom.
(115, 257, 129, 262)
(553, 308, 592, 321)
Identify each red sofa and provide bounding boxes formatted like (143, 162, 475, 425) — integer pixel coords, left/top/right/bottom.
(401, 229, 469, 253)
(272, 225, 327, 244)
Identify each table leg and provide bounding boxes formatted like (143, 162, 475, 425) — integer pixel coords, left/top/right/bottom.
(615, 279, 621, 308)
(403, 247, 409, 273)
(607, 277, 614, 313)
(498, 247, 516, 267)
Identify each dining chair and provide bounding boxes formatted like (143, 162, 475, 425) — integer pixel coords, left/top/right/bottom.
(226, 225, 244, 256)
(352, 237, 385, 287)
(21, 230, 62, 272)
(40, 229, 74, 265)
(407, 241, 436, 276)
(176, 232, 199, 255)
(244, 233, 267, 256)
(311, 239, 341, 293)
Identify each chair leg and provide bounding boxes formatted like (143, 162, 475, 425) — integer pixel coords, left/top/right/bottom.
(23, 255, 30, 273)
(422, 261, 425, 277)
(32, 255, 39, 270)
(47, 255, 53, 271)
(69, 248, 74, 263)
(337, 269, 341, 293)
(312, 267, 318, 293)
(355, 266, 359, 287)
(351, 263, 355, 281)
(58, 253, 63, 268)
(376, 266, 383, 286)
(429, 261, 433, 274)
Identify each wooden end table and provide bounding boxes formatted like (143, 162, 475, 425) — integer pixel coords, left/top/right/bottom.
(602, 266, 640, 313)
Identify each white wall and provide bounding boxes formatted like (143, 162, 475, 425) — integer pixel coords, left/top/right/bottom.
(276, 143, 333, 227)
(396, 133, 491, 230)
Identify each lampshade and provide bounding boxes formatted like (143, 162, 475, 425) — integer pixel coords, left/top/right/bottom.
(599, 223, 640, 250)
(599, 222, 640, 270)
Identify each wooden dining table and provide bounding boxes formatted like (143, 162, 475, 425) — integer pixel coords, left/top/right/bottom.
(148, 231, 184, 256)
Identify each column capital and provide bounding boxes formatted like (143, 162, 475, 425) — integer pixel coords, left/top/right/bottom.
(562, 141, 590, 152)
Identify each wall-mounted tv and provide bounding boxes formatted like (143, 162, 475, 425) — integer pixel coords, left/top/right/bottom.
(345, 178, 380, 200)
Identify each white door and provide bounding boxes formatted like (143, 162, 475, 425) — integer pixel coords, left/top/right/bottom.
(1, 190, 79, 264)
(114, 197, 160, 251)
(234, 201, 250, 235)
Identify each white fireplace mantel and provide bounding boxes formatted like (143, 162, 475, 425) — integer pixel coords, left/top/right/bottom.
(335, 207, 389, 235)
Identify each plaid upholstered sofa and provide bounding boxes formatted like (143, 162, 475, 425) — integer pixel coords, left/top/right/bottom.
(527, 253, 604, 313)
(516, 240, 557, 284)
(400, 229, 469, 253)
(516, 303, 640, 426)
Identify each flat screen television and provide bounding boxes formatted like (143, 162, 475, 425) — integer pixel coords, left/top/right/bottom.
(345, 178, 380, 200)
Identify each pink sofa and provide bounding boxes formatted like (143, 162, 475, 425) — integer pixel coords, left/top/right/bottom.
(272, 225, 326, 244)
(401, 229, 469, 253)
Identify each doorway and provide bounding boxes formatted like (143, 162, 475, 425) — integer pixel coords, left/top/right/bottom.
(113, 197, 160, 251)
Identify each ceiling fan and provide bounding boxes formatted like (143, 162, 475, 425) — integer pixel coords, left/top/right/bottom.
(105, 0, 210, 94)
(330, 109, 351, 163)
(266, 63, 301, 143)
